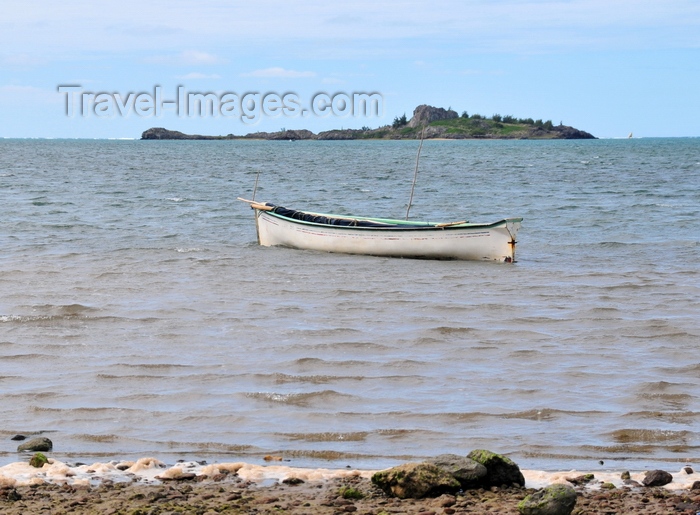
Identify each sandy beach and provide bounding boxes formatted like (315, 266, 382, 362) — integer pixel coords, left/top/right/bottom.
(2, 458, 700, 514)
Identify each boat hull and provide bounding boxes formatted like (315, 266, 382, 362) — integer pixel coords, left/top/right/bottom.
(254, 209, 521, 262)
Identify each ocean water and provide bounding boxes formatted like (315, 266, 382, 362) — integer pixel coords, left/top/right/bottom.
(1, 137, 698, 472)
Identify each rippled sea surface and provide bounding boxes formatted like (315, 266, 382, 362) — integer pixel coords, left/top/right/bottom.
(1, 138, 698, 471)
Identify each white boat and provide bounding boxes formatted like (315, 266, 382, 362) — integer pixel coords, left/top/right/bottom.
(245, 201, 522, 262)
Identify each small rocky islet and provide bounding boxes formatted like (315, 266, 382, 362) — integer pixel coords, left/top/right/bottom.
(141, 104, 596, 141)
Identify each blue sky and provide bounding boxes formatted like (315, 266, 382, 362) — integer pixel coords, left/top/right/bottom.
(1, 0, 699, 138)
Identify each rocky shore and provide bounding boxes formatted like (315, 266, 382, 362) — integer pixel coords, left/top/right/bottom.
(2, 444, 699, 515)
(2, 464, 700, 515)
(141, 104, 596, 141)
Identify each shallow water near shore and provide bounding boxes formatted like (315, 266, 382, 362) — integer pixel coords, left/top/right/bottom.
(1, 138, 699, 472)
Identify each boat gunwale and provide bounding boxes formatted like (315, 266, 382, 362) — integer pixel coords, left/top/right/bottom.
(258, 208, 522, 232)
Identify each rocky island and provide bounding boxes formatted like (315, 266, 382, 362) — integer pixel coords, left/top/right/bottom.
(141, 104, 596, 141)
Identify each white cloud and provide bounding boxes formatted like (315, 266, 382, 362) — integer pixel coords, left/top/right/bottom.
(241, 67, 316, 78)
(176, 72, 222, 80)
(181, 50, 224, 65)
(109, 22, 185, 38)
(2, 1, 699, 56)
(0, 85, 58, 104)
(1, 53, 47, 66)
(145, 51, 227, 66)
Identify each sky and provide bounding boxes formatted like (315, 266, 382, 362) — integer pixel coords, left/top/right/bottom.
(1, 0, 699, 139)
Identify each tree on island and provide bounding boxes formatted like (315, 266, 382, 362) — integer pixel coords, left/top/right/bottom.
(392, 113, 408, 129)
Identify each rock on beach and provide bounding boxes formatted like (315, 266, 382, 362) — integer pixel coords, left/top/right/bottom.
(518, 483, 577, 515)
(371, 462, 461, 499)
(16, 437, 53, 453)
(643, 469, 674, 487)
(425, 454, 487, 489)
(467, 449, 526, 487)
(371, 449, 527, 499)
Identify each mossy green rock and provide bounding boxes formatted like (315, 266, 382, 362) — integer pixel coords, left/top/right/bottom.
(371, 462, 460, 499)
(29, 452, 48, 468)
(517, 484, 577, 515)
(339, 486, 364, 499)
(467, 449, 525, 487)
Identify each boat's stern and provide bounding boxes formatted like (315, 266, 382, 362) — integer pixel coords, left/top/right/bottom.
(504, 218, 522, 263)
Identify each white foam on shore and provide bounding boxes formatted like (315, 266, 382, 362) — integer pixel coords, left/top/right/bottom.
(524, 469, 697, 491)
(0, 458, 697, 491)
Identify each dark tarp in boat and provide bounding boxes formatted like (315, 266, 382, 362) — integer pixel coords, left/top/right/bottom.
(265, 204, 395, 227)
